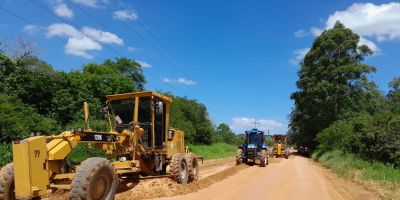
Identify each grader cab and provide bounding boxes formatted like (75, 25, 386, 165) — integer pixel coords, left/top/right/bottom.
(0, 91, 199, 200)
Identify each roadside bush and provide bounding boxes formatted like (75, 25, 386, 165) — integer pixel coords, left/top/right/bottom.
(0, 143, 12, 167)
(316, 112, 400, 166)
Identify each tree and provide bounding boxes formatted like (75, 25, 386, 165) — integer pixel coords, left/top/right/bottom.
(289, 21, 376, 149)
(215, 123, 236, 144)
(388, 77, 400, 113)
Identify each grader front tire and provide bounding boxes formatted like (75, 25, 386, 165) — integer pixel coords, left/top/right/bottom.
(186, 153, 199, 182)
(170, 154, 189, 184)
(70, 157, 117, 200)
(0, 163, 15, 200)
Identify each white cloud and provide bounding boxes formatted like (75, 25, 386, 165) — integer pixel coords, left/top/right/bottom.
(81, 27, 123, 45)
(308, 2, 400, 54)
(23, 25, 42, 35)
(113, 10, 138, 21)
(54, 3, 74, 19)
(289, 48, 310, 65)
(325, 3, 400, 41)
(310, 27, 323, 37)
(65, 37, 102, 59)
(127, 46, 138, 52)
(137, 61, 151, 68)
(47, 23, 82, 38)
(294, 29, 308, 38)
(46, 23, 122, 59)
(71, 0, 98, 8)
(162, 77, 196, 85)
(230, 117, 286, 134)
(359, 37, 379, 53)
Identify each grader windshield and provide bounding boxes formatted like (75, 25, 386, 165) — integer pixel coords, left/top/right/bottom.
(109, 98, 135, 126)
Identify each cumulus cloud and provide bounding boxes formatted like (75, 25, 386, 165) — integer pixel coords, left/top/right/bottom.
(137, 61, 151, 68)
(310, 27, 323, 37)
(65, 37, 102, 59)
(307, 2, 400, 54)
(113, 10, 138, 21)
(127, 46, 138, 52)
(162, 77, 196, 85)
(325, 3, 400, 41)
(71, 0, 99, 8)
(23, 25, 42, 35)
(81, 27, 123, 45)
(289, 48, 310, 65)
(46, 23, 123, 59)
(54, 3, 74, 19)
(230, 117, 286, 134)
(294, 29, 308, 38)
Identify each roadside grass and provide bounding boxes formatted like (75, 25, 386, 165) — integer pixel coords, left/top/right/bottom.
(313, 150, 400, 199)
(188, 143, 237, 160)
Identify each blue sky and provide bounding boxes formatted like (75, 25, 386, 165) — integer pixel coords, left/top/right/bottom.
(1, 0, 399, 134)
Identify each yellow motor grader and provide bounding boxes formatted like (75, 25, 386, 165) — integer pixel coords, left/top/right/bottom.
(270, 134, 289, 159)
(0, 91, 199, 200)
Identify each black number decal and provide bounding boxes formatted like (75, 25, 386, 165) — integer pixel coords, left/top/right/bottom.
(34, 150, 40, 158)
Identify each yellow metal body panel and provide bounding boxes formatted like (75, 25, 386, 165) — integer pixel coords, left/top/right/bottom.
(167, 130, 185, 157)
(277, 144, 282, 155)
(47, 132, 79, 160)
(12, 136, 48, 198)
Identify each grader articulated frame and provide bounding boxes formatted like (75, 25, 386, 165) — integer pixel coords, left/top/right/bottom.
(0, 91, 199, 200)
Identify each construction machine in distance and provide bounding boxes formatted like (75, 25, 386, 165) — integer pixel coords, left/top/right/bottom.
(270, 134, 289, 159)
(0, 91, 199, 200)
(236, 129, 269, 167)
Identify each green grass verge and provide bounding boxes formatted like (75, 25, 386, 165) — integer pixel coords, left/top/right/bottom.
(188, 143, 237, 160)
(313, 150, 400, 199)
(312, 150, 400, 184)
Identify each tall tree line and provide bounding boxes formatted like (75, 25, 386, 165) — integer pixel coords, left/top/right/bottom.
(289, 21, 400, 166)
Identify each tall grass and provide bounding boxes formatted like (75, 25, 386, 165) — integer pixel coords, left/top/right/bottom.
(312, 150, 400, 184)
(188, 143, 237, 160)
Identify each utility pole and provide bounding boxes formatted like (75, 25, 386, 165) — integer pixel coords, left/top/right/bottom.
(252, 120, 258, 129)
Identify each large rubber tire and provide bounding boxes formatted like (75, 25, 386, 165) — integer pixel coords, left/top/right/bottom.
(0, 163, 15, 200)
(260, 150, 268, 167)
(170, 154, 189, 184)
(70, 157, 117, 200)
(236, 149, 243, 165)
(186, 153, 199, 182)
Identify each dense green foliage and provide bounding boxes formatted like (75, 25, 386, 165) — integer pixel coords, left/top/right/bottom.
(0, 46, 225, 166)
(289, 21, 400, 166)
(167, 93, 216, 144)
(188, 143, 237, 160)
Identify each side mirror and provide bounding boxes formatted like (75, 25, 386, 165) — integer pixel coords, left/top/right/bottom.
(168, 129, 174, 140)
(155, 101, 164, 115)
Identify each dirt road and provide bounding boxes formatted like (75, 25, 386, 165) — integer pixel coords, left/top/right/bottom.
(45, 156, 379, 200)
(155, 156, 379, 200)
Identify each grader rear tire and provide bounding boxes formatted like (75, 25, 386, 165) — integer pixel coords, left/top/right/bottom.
(70, 157, 117, 200)
(170, 154, 189, 184)
(186, 153, 199, 182)
(236, 149, 243, 165)
(260, 150, 268, 167)
(0, 163, 15, 200)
